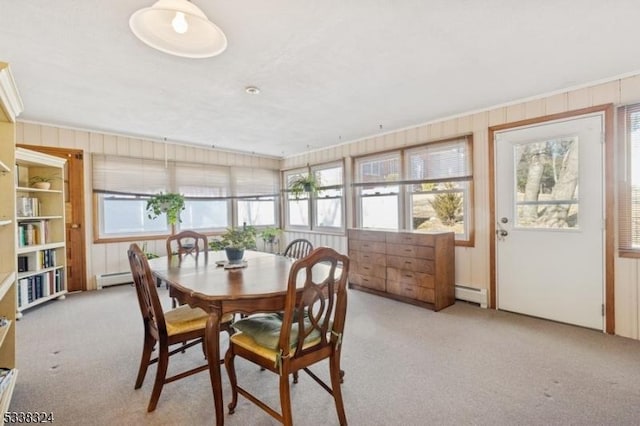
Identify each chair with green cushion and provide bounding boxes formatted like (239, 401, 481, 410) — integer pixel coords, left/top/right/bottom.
(224, 247, 350, 425)
(127, 243, 234, 412)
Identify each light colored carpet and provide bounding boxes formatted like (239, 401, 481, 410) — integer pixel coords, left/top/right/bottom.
(9, 284, 640, 425)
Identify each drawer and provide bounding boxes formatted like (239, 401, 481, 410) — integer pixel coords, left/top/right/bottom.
(386, 243, 434, 259)
(349, 239, 386, 254)
(349, 272, 385, 291)
(348, 250, 386, 266)
(386, 232, 435, 247)
(387, 267, 435, 288)
(386, 280, 435, 303)
(348, 229, 386, 242)
(353, 263, 386, 279)
(386, 255, 433, 273)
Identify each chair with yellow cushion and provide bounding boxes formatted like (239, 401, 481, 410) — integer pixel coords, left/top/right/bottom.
(224, 247, 350, 425)
(127, 243, 233, 412)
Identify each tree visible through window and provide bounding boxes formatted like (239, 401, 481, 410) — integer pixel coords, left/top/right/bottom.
(514, 137, 579, 229)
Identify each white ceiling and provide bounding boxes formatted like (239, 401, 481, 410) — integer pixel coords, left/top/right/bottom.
(1, 1, 639, 158)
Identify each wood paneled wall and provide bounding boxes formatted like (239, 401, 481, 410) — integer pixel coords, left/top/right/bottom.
(282, 74, 640, 340)
(15, 73, 640, 339)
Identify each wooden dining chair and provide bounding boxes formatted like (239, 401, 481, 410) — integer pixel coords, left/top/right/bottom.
(282, 238, 313, 260)
(164, 230, 209, 296)
(224, 247, 350, 425)
(166, 230, 209, 261)
(127, 243, 233, 412)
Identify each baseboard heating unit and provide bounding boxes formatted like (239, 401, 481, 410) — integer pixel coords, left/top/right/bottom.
(455, 285, 488, 308)
(96, 272, 133, 289)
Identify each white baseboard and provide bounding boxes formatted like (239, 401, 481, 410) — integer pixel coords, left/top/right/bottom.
(96, 272, 133, 289)
(455, 285, 488, 308)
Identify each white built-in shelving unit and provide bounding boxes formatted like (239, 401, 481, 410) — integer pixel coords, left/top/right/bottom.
(0, 61, 23, 421)
(14, 147, 67, 318)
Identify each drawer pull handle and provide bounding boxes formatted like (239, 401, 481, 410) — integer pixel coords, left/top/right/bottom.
(405, 274, 413, 278)
(404, 248, 411, 252)
(363, 266, 370, 270)
(404, 261, 412, 265)
(363, 278, 369, 282)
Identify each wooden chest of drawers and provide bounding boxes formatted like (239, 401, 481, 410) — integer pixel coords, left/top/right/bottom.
(347, 229, 455, 311)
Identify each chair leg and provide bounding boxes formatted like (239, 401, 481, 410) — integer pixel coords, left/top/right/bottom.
(224, 346, 238, 414)
(147, 345, 169, 412)
(135, 333, 155, 389)
(293, 371, 299, 384)
(329, 354, 347, 425)
(279, 372, 293, 426)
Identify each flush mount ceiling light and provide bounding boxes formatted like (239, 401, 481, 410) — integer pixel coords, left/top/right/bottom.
(129, 0, 227, 59)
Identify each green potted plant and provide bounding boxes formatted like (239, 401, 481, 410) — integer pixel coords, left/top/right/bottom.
(288, 173, 320, 199)
(29, 175, 58, 190)
(259, 226, 282, 253)
(259, 227, 281, 244)
(210, 224, 257, 264)
(146, 192, 185, 234)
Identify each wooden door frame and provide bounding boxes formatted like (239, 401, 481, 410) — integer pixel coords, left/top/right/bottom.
(17, 144, 87, 291)
(488, 104, 615, 334)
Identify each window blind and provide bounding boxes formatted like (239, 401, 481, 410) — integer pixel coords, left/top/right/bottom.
(175, 162, 230, 198)
(92, 154, 169, 195)
(618, 103, 640, 253)
(231, 167, 279, 197)
(353, 153, 401, 185)
(406, 137, 471, 183)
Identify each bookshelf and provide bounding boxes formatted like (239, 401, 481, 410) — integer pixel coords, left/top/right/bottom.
(14, 148, 67, 318)
(0, 61, 23, 422)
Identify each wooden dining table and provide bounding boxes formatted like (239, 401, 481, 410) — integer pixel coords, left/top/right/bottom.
(148, 250, 299, 426)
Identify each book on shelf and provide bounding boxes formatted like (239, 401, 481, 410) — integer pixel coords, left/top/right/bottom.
(17, 220, 51, 247)
(16, 197, 39, 217)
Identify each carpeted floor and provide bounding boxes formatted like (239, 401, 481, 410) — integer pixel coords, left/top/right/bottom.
(9, 284, 640, 425)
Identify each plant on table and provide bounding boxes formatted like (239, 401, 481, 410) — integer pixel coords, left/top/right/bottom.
(210, 224, 257, 263)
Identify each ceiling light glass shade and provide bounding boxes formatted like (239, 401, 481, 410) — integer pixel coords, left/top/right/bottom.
(129, 0, 227, 59)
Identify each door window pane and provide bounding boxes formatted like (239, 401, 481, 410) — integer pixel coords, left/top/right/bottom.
(514, 137, 579, 229)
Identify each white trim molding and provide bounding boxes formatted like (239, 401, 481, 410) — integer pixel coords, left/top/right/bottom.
(0, 62, 24, 123)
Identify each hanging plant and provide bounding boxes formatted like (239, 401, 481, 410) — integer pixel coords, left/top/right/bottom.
(288, 173, 320, 199)
(146, 192, 185, 227)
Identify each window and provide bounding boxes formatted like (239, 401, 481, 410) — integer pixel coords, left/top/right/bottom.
(618, 104, 640, 256)
(354, 154, 400, 229)
(354, 136, 473, 244)
(284, 162, 344, 231)
(406, 139, 472, 239)
(232, 167, 279, 227)
(92, 155, 279, 240)
(314, 165, 343, 229)
(93, 155, 171, 237)
(176, 162, 230, 231)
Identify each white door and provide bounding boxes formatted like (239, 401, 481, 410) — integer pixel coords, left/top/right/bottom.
(495, 114, 604, 330)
